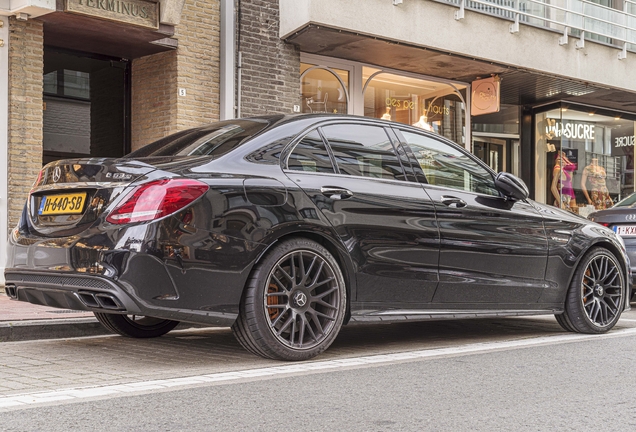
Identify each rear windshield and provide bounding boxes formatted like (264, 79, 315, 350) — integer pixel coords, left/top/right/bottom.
(126, 119, 271, 158)
(614, 192, 636, 208)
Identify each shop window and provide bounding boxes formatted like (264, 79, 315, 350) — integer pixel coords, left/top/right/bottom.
(535, 107, 635, 216)
(300, 64, 349, 114)
(362, 67, 467, 147)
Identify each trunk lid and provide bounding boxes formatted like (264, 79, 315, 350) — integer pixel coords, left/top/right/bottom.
(26, 156, 207, 235)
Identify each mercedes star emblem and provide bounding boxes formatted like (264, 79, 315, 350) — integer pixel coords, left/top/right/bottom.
(293, 292, 307, 308)
(52, 166, 62, 183)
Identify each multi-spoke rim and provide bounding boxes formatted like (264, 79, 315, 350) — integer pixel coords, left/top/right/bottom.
(264, 249, 341, 350)
(581, 254, 624, 327)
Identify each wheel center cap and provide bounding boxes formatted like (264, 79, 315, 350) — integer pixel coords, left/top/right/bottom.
(595, 284, 604, 297)
(292, 291, 307, 308)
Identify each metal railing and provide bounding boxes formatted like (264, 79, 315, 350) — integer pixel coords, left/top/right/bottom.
(435, 0, 636, 58)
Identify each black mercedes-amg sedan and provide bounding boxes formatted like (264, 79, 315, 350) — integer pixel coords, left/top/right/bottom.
(4, 114, 631, 360)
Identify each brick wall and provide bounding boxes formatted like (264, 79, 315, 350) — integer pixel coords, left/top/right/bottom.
(131, 0, 221, 150)
(7, 18, 44, 230)
(131, 51, 178, 151)
(238, 0, 300, 117)
(174, 0, 221, 130)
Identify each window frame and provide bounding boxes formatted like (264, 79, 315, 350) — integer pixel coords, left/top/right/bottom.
(393, 126, 503, 198)
(284, 127, 338, 175)
(282, 120, 414, 184)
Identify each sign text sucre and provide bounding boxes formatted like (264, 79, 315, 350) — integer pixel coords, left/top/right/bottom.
(546, 122, 595, 140)
(66, 0, 158, 29)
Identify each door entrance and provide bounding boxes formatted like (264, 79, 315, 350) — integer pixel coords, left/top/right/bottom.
(473, 137, 521, 176)
(474, 139, 505, 172)
(43, 48, 130, 165)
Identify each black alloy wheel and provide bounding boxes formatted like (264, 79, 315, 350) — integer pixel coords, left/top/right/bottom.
(556, 248, 625, 333)
(94, 312, 180, 338)
(232, 238, 346, 360)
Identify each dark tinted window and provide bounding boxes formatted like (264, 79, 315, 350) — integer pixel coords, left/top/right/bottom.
(321, 124, 405, 180)
(287, 130, 335, 173)
(401, 130, 499, 196)
(126, 119, 271, 158)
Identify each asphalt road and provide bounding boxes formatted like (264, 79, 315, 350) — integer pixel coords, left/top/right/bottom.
(2, 309, 636, 431)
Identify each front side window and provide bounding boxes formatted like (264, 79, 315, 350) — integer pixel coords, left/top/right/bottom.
(287, 130, 335, 173)
(401, 130, 499, 196)
(321, 124, 405, 180)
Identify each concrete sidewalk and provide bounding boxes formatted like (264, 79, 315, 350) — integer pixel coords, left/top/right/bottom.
(0, 292, 109, 342)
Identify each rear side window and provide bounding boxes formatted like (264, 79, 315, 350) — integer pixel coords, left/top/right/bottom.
(287, 130, 336, 173)
(321, 124, 405, 180)
(401, 130, 499, 196)
(126, 119, 272, 158)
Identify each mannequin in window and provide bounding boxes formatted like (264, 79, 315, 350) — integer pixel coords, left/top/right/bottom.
(551, 150, 577, 212)
(581, 157, 613, 210)
(381, 107, 392, 121)
(413, 111, 434, 131)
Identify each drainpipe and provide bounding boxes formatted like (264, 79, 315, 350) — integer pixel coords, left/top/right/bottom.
(237, 51, 242, 118)
(0, 16, 9, 284)
(219, 0, 235, 120)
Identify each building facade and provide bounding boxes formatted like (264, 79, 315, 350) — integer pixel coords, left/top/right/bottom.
(3, 0, 636, 280)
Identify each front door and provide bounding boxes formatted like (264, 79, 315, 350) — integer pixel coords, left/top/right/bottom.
(397, 128, 549, 306)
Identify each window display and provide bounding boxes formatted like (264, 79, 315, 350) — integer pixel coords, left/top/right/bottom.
(535, 107, 635, 215)
(300, 64, 349, 114)
(362, 67, 467, 146)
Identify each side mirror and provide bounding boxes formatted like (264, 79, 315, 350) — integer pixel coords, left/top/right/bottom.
(494, 172, 529, 201)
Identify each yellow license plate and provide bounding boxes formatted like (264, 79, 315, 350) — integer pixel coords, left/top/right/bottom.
(38, 192, 87, 215)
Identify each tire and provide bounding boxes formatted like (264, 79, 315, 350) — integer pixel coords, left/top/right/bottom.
(557, 248, 625, 334)
(94, 313, 179, 338)
(232, 238, 347, 361)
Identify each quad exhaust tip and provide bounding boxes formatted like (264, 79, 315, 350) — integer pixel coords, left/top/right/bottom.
(4, 285, 17, 299)
(75, 291, 125, 311)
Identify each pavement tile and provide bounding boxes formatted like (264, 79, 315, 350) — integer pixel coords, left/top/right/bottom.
(0, 292, 92, 322)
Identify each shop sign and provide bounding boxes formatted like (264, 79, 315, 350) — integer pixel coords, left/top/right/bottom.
(611, 124, 635, 157)
(546, 121, 595, 140)
(65, 0, 159, 29)
(471, 76, 500, 116)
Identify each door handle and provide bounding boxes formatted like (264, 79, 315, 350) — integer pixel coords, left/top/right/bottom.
(440, 195, 467, 208)
(321, 186, 354, 200)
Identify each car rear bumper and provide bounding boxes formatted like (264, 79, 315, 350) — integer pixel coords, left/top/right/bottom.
(4, 220, 253, 327)
(4, 271, 142, 314)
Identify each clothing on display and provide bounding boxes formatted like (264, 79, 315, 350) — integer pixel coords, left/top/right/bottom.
(581, 159, 613, 210)
(413, 114, 434, 131)
(551, 151, 577, 212)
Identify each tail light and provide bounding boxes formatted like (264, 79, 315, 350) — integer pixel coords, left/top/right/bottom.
(106, 179, 209, 224)
(30, 169, 44, 193)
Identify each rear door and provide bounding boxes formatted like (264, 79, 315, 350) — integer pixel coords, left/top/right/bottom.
(395, 128, 549, 305)
(283, 122, 439, 306)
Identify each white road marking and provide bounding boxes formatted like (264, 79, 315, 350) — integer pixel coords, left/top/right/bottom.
(2, 326, 636, 409)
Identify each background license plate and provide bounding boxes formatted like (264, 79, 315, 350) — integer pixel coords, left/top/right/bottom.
(613, 225, 636, 236)
(38, 193, 87, 215)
